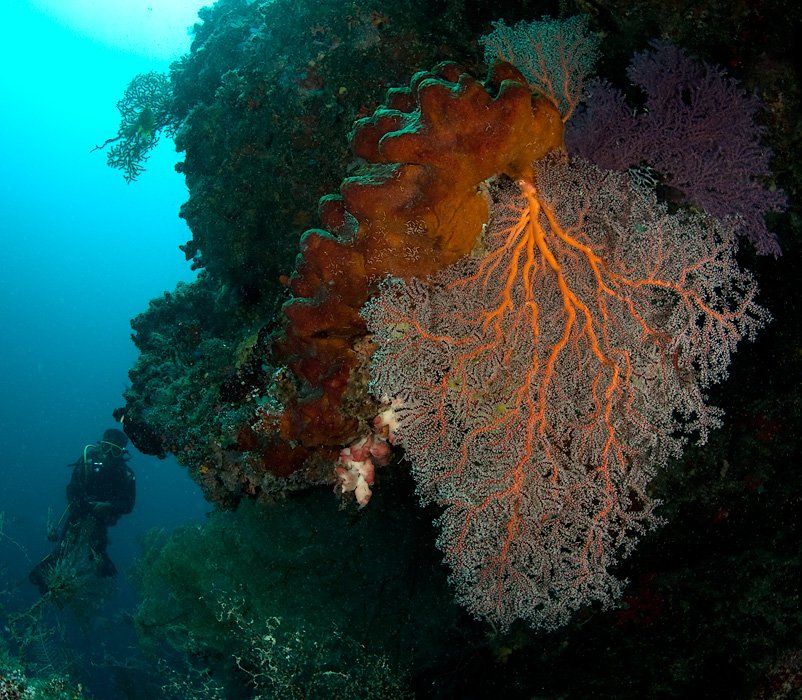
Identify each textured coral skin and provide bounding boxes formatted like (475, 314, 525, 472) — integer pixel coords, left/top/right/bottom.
(270, 61, 564, 466)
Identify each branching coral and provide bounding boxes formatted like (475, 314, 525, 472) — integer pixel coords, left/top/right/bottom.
(270, 17, 773, 628)
(364, 157, 766, 629)
(480, 16, 599, 121)
(565, 41, 786, 255)
(95, 71, 174, 183)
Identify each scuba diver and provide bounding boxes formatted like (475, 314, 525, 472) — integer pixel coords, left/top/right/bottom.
(29, 428, 136, 594)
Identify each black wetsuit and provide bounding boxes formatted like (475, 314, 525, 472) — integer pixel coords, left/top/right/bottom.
(30, 445, 135, 592)
(66, 446, 136, 528)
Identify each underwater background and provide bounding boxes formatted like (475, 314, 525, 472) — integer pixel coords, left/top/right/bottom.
(1, 0, 800, 698)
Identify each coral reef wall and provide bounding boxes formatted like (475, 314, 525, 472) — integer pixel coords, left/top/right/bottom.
(122, 0, 481, 502)
(120, 0, 562, 503)
(119, 0, 802, 695)
(120, 0, 799, 509)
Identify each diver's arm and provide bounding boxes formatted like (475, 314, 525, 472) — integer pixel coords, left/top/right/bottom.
(66, 462, 90, 515)
(108, 468, 136, 516)
(121, 468, 136, 514)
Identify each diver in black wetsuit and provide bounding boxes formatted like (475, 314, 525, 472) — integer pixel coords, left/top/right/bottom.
(29, 428, 136, 594)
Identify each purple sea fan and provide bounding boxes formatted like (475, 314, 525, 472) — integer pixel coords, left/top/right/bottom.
(566, 41, 786, 256)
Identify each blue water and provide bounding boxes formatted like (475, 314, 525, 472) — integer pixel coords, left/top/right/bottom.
(0, 3, 209, 692)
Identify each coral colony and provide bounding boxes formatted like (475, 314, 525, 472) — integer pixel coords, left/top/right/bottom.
(124, 15, 783, 631)
(263, 17, 780, 630)
(97, 71, 174, 183)
(364, 159, 766, 629)
(565, 40, 786, 257)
